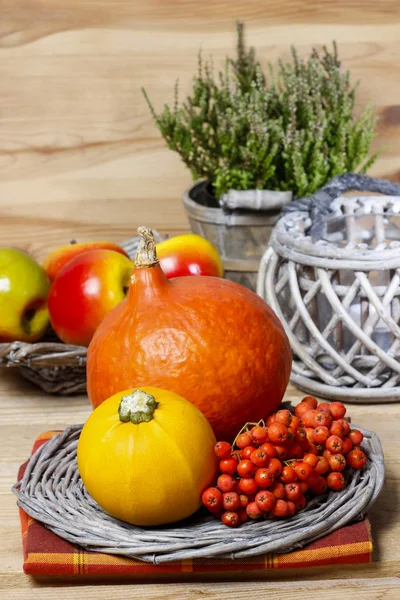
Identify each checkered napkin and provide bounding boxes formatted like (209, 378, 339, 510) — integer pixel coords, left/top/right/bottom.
(17, 431, 373, 577)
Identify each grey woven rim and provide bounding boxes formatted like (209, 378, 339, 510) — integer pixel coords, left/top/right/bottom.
(12, 424, 384, 564)
(0, 232, 165, 395)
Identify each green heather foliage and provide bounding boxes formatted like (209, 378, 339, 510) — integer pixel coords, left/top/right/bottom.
(143, 23, 379, 200)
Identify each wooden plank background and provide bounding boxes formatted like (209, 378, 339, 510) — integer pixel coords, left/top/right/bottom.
(1, 4, 400, 595)
(1, 1, 400, 263)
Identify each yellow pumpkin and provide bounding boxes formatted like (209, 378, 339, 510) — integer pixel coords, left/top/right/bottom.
(77, 387, 218, 526)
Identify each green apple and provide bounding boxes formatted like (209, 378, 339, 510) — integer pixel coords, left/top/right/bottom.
(0, 248, 50, 343)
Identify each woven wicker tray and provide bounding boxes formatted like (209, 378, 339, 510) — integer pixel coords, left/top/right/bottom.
(12, 423, 384, 564)
(0, 233, 164, 395)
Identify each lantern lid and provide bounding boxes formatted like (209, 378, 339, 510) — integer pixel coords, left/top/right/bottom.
(271, 195, 400, 270)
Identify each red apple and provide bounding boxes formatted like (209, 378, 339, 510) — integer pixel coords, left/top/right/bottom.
(43, 240, 129, 282)
(48, 249, 133, 346)
(156, 234, 223, 278)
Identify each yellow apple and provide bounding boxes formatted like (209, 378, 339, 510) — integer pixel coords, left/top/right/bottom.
(0, 248, 50, 343)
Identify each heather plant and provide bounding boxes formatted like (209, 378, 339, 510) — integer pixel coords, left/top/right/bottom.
(143, 23, 379, 200)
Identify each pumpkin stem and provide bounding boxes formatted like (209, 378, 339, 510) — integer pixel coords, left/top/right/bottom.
(118, 389, 159, 424)
(134, 227, 159, 268)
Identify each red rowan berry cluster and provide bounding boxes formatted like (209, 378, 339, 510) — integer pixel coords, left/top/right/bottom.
(202, 397, 367, 527)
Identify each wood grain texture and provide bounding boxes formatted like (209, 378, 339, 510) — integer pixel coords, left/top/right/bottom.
(0, 371, 399, 593)
(1, 577, 400, 600)
(1, 1, 400, 261)
(1, 0, 400, 595)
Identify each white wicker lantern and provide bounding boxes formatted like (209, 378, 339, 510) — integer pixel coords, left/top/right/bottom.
(257, 174, 400, 402)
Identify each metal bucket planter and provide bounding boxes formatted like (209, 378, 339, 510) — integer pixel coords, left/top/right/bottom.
(183, 181, 292, 291)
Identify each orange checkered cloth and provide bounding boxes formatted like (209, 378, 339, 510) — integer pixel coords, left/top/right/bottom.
(17, 431, 373, 577)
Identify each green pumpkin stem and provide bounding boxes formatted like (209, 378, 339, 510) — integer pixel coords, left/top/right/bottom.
(118, 389, 159, 424)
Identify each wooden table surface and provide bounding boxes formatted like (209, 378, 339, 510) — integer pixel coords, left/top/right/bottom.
(1, 0, 400, 597)
(0, 373, 400, 597)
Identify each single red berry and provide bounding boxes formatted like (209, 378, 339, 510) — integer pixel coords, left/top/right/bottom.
(328, 453, 347, 472)
(236, 432, 252, 449)
(255, 468, 275, 489)
(259, 442, 276, 459)
(316, 402, 332, 414)
(214, 441, 232, 459)
(237, 459, 256, 478)
(313, 412, 332, 429)
(294, 462, 313, 481)
(268, 423, 289, 444)
(342, 437, 353, 455)
(221, 511, 239, 527)
(250, 448, 270, 468)
(313, 475, 328, 495)
(255, 490, 276, 512)
(266, 414, 277, 427)
(202, 487, 223, 512)
(306, 471, 321, 493)
(302, 396, 318, 409)
(305, 427, 315, 444)
(347, 449, 367, 470)
(242, 445, 257, 460)
(250, 425, 269, 445)
(301, 409, 319, 427)
(313, 425, 330, 445)
(352, 444, 363, 453)
(286, 427, 296, 444)
(246, 501, 263, 520)
(349, 430, 364, 446)
(268, 458, 283, 477)
(308, 444, 321, 458)
(237, 508, 248, 523)
(284, 482, 301, 501)
(299, 481, 309, 494)
(295, 401, 312, 419)
(326, 472, 345, 491)
(238, 477, 258, 495)
(329, 402, 346, 420)
(291, 416, 300, 430)
(280, 465, 297, 484)
(239, 494, 249, 508)
(272, 499, 289, 517)
(330, 421, 346, 438)
(303, 453, 319, 468)
(220, 455, 238, 475)
(274, 444, 289, 460)
(288, 442, 304, 458)
(217, 474, 237, 493)
(314, 456, 330, 475)
(275, 409, 293, 427)
(287, 500, 296, 516)
(270, 481, 285, 499)
(222, 492, 240, 511)
(295, 427, 308, 445)
(294, 494, 307, 510)
(323, 448, 333, 461)
(325, 435, 344, 454)
(307, 443, 319, 455)
(336, 418, 350, 436)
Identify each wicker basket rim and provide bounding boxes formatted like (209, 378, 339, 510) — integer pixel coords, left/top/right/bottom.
(12, 422, 385, 564)
(272, 220, 400, 266)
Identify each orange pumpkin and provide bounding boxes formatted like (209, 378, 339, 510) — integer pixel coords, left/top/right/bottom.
(87, 228, 292, 441)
